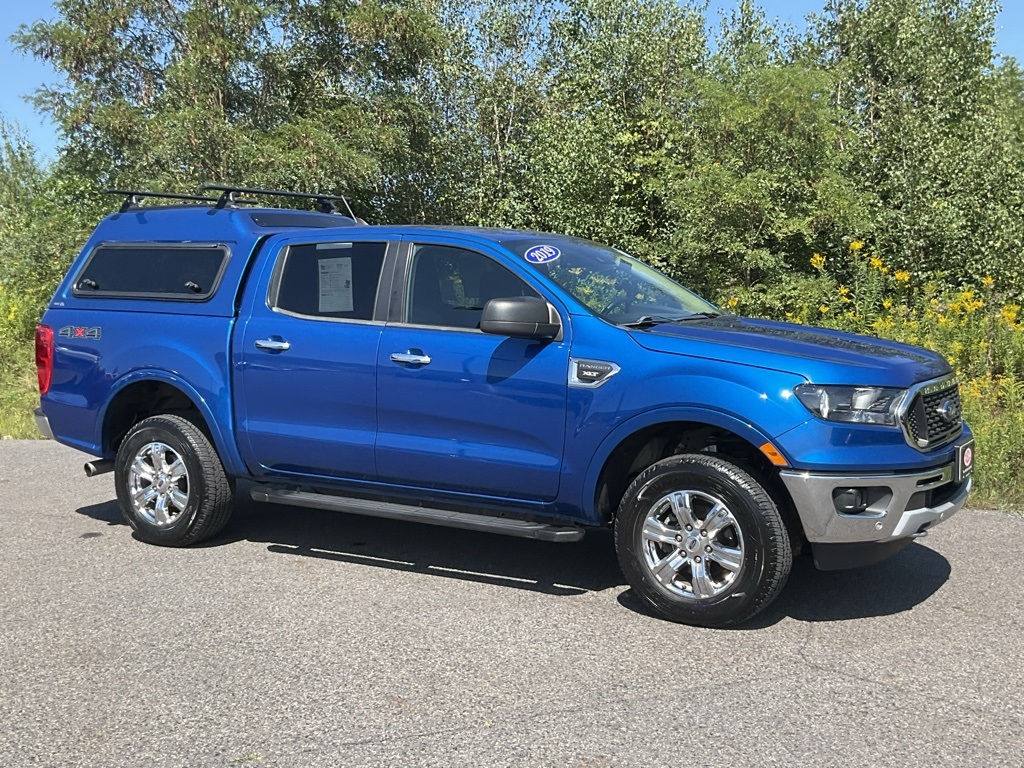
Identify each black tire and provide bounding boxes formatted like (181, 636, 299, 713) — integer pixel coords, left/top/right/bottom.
(114, 414, 234, 546)
(614, 453, 792, 627)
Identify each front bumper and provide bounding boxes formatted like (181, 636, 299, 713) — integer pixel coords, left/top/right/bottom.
(34, 407, 54, 440)
(779, 449, 970, 562)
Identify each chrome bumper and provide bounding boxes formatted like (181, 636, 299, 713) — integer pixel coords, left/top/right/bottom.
(34, 407, 54, 440)
(779, 462, 970, 544)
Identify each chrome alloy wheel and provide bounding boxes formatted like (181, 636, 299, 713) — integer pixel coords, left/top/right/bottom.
(127, 441, 190, 527)
(640, 490, 745, 599)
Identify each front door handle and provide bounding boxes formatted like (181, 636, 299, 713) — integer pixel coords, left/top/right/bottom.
(255, 338, 291, 352)
(390, 351, 431, 365)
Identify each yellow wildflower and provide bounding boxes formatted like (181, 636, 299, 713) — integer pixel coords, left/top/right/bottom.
(726, 298, 739, 309)
(1000, 304, 1019, 328)
(869, 256, 884, 271)
(838, 284, 850, 296)
(894, 270, 910, 283)
(810, 253, 826, 271)
(850, 241, 864, 251)
(982, 276, 994, 288)
(819, 304, 830, 314)
(882, 298, 893, 310)
(953, 289, 984, 314)
(6, 305, 16, 323)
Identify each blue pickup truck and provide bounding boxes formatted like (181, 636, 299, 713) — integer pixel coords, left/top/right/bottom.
(34, 187, 974, 626)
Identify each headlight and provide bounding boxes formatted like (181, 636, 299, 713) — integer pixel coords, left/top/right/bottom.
(793, 384, 907, 426)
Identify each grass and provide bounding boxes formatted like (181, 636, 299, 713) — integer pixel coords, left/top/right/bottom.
(0, 344, 37, 440)
(960, 376, 1024, 512)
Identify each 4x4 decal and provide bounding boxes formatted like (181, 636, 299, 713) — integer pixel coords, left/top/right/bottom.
(58, 325, 102, 340)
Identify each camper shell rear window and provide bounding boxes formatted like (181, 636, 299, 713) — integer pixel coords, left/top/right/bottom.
(72, 244, 230, 301)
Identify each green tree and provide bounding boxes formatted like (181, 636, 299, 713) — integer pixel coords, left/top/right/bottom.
(659, 1, 866, 295)
(526, 0, 707, 259)
(821, 0, 1024, 291)
(0, 120, 87, 344)
(13, 0, 443, 218)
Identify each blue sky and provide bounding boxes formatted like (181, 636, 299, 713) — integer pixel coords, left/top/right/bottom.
(2, 1, 1023, 160)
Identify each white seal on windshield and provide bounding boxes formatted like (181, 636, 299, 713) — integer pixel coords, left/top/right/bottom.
(524, 244, 561, 264)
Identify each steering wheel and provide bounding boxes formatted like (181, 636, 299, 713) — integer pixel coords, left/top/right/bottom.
(601, 295, 633, 316)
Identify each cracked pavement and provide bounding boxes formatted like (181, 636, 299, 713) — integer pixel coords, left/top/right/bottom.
(1, 440, 1022, 767)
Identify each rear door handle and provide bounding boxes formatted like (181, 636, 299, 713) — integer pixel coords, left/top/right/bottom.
(390, 352, 431, 365)
(255, 338, 291, 352)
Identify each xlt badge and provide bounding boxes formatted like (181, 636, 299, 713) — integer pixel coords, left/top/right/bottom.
(570, 358, 620, 387)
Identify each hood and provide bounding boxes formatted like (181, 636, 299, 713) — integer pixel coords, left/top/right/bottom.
(630, 315, 951, 387)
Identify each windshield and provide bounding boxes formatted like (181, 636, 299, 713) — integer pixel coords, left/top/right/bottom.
(503, 237, 718, 324)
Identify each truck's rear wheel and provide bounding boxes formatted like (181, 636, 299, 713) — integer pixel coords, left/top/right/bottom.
(114, 414, 234, 546)
(615, 453, 792, 627)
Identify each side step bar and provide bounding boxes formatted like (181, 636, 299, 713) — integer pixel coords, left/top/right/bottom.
(250, 488, 585, 543)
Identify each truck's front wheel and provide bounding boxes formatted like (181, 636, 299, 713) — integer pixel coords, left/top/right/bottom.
(114, 414, 234, 546)
(615, 454, 792, 627)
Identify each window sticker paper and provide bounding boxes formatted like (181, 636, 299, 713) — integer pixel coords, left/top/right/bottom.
(318, 257, 354, 313)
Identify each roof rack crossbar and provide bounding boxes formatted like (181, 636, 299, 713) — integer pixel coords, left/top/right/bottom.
(200, 184, 363, 222)
(103, 189, 222, 213)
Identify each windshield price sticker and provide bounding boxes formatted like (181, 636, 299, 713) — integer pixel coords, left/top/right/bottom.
(524, 245, 561, 264)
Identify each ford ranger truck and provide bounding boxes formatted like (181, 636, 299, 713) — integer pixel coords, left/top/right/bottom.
(33, 188, 974, 627)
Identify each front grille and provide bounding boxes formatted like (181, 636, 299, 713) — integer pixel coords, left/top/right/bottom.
(903, 378, 962, 450)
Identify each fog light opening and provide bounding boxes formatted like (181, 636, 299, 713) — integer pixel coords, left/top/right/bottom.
(833, 487, 869, 515)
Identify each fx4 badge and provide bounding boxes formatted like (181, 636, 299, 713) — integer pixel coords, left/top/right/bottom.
(59, 325, 102, 340)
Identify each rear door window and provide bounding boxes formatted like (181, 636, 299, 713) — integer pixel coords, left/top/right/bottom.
(270, 241, 386, 321)
(73, 244, 230, 300)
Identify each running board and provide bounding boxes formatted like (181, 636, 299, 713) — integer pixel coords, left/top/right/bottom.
(250, 488, 585, 543)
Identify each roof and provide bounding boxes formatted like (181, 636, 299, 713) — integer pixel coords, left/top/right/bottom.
(94, 205, 570, 249)
(94, 205, 358, 243)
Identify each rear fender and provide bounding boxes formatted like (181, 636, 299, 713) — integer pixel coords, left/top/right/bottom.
(99, 369, 247, 477)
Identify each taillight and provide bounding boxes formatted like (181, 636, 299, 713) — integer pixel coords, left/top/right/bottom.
(35, 325, 54, 395)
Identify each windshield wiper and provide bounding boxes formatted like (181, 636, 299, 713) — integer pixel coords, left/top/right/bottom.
(674, 311, 722, 321)
(619, 315, 686, 328)
(620, 312, 720, 328)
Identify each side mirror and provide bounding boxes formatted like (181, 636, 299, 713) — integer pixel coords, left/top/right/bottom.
(480, 296, 560, 340)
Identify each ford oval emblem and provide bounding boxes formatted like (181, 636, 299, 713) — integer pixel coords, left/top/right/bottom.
(524, 244, 561, 264)
(937, 399, 958, 424)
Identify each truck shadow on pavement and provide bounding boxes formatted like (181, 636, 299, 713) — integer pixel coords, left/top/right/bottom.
(76, 494, 951, 624)
(619, 542, 952, 627)
(767, 542, 951, 625)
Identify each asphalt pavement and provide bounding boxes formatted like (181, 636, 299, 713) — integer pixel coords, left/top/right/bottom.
(1, 440, 1022, 767)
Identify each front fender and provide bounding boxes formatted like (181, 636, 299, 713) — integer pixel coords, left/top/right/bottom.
(578, 405, 797, 522)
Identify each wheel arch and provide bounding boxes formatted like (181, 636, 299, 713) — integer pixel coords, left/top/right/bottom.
(583, 407, 802, 544)
(98, 371, 245, 477)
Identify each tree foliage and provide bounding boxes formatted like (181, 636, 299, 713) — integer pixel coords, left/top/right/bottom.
(2, 0, 1024, 345)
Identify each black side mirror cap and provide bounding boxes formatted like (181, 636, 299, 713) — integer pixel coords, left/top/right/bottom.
(480, 296, 560, 340)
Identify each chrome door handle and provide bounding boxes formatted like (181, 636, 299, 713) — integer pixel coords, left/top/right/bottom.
(255, 338, 291, 352)
(390, 352, 431, 365)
